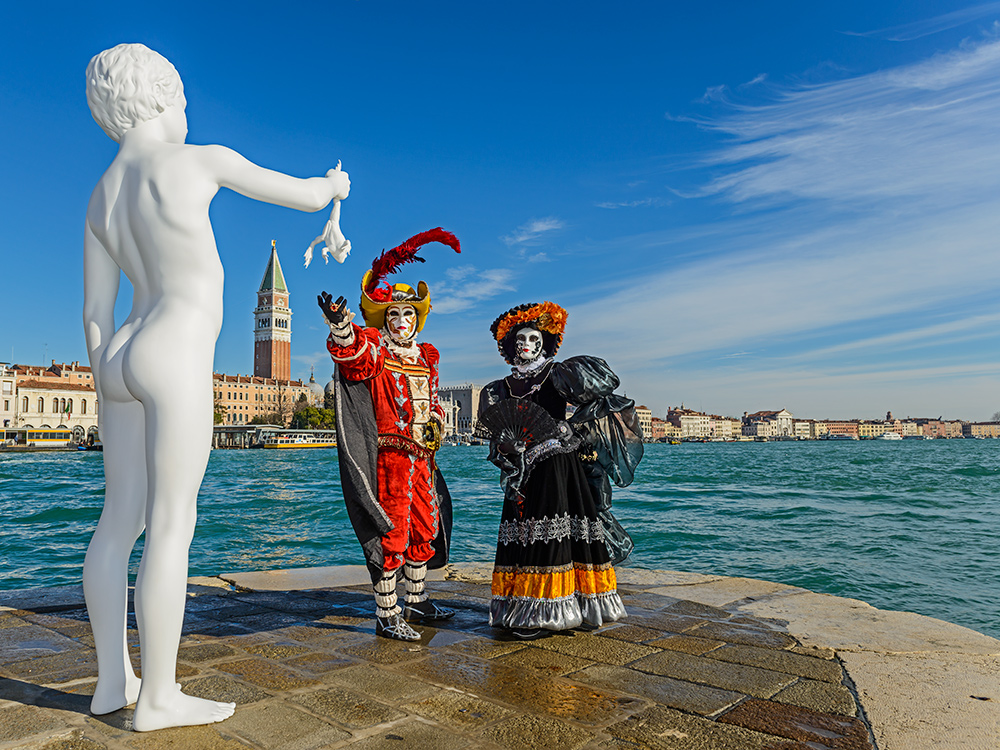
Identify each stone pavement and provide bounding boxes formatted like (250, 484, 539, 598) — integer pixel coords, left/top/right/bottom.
(1, 564, 997, 750)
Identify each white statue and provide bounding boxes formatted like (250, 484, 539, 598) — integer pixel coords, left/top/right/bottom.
(81, 43, 350, 732)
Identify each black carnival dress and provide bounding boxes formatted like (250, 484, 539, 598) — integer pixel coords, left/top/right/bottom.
(478, 356, 644, 631)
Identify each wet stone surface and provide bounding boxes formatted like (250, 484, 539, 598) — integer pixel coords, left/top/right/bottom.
(290, 685, 406, 728)
(0, 573, 873, 750)
(406, 651, 635, 725)
(213, 657, 321, 691)
(483, 713, 596, 750)
(718, 698, 874, 749)
(570, 662, 743, 717)
(771, 677, 858, 717)
(631, 649, 798, 699)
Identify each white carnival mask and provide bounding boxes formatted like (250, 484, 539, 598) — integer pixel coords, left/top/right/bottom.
(514, 327, 544, 363)
(385, 303, 418, 343)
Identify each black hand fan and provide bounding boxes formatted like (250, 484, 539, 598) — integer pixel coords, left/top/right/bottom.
(474, 399, 561, 452)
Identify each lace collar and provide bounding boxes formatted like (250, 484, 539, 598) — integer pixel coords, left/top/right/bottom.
(382, 332, 419, 363)
(510, 355, 552, 380)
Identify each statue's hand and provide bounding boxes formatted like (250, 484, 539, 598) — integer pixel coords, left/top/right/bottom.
(327, 162, 351, 201)
(318, 292, 349, 326)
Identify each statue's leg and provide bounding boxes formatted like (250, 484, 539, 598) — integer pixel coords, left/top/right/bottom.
(83, 398, 146, 715)
(126, 349, 235, 731)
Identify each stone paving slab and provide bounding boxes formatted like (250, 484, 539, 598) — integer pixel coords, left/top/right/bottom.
(1, 563, 997, 749)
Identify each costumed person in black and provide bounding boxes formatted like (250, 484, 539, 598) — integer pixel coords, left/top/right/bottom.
(319, 229, 461, 641)
(476, 302, 644, 639)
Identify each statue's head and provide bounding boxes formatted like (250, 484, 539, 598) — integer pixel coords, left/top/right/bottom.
(86, 43, 185, 143)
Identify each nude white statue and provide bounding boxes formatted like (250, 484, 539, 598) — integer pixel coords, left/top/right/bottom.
(81, 43, 350, 731)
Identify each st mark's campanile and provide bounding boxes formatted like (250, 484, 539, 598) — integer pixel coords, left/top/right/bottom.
(253, 240, 292, 381)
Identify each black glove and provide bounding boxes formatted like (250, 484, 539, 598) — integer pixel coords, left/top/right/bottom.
(318, 292, 348, 326)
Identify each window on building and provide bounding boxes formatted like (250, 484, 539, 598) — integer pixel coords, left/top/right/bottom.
(81, 399, 87, 415)
(23, 396, 29, 412)
(67, 399, 73, 413)
(38, 397, 44, 412)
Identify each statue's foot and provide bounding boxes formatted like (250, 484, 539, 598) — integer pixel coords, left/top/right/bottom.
(90, 673, 141, 715)
(403, 599, 455, 622)
(132, 685, 235, 732)
(376, 613, 421, 641)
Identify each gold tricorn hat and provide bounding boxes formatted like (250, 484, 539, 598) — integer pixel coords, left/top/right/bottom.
(358, 228, 461, 333)
(359, 272, 432, 332)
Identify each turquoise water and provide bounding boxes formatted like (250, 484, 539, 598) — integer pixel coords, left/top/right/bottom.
(2, 441, 998, 638)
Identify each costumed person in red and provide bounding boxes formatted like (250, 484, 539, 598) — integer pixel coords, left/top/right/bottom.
(476, 302, 644, 639)
(319, 229, 461, 641)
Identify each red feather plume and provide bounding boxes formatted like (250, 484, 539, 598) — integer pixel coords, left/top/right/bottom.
(365, 228, 461, 297)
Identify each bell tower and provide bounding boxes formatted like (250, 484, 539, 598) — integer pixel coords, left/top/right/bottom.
(253, 240, 292, 381)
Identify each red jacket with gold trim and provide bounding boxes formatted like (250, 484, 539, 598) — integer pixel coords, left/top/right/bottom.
(328, 325, 445, 456)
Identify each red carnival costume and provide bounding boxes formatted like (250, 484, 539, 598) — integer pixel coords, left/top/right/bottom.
(320, 229, 461, 641)
(328, 322, 445, 570)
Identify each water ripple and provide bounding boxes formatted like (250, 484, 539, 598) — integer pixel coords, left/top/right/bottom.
(2, 440, 999, 637)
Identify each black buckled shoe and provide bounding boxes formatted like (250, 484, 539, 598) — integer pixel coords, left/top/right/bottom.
(403, 599, 456, 622)
(376, 613, 421, 641)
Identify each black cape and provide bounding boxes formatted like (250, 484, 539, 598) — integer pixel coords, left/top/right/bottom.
(333, 368, 453, 583)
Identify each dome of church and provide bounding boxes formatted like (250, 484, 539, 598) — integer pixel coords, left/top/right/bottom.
(307, 371, 325, 402)
(324, 373, 336, 397)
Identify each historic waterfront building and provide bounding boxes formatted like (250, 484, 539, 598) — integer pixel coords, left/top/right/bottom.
(665, 406, 711, 439)
(438, 384, 483, 435)
(253, 240, 292, 382)
(1, 361, 99, 438)
(1, 364, 17, 428)
(213, 373, 313, 426)
(634, 405, 652, 440)
(963, 421, 1000, 438)
(742, 409, 794, 438)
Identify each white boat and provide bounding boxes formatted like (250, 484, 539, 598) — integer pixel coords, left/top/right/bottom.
(261, 435, 336, 449)
(877, 432, 903, 441)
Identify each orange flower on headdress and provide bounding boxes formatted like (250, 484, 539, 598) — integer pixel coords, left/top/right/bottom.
(493, 301, 568, 343)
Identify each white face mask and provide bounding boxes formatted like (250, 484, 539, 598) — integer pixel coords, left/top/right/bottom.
(514, 328, 544, 363)
(385, 304, 418, 343)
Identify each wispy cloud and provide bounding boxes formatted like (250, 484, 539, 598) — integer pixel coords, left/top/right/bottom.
(501, 217, 564, 246)
(431, 267, 517, 314)
(596, 198, 667, 209)
(566, 35, 1000, 419)
(694, 39, 1000, 211)
(843, 3, 1000, 42)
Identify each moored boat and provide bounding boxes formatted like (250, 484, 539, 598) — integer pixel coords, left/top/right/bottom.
(261, 435, 337, 448)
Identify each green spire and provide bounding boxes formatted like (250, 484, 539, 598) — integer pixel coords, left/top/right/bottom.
(259, 239, 288, 293)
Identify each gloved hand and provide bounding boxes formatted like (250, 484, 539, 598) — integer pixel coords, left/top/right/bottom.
(318, 291, 355, 345)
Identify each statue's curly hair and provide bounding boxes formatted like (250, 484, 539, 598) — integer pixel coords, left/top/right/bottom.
(86, 43, 184, 142)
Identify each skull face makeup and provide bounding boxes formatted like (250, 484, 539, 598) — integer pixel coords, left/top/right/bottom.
(385, 303, 418, 343)
(514, 327, 544, 364)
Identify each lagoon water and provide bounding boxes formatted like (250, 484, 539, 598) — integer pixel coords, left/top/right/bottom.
(2, 440, 998, 638)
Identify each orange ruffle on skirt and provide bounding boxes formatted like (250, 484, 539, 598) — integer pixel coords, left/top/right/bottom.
(490, 562, 625, 631)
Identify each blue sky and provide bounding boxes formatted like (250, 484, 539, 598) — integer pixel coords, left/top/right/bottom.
(2, 1, 998, 420)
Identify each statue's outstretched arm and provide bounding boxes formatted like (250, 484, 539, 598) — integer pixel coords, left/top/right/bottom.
(204, 145, 349, 213)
